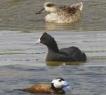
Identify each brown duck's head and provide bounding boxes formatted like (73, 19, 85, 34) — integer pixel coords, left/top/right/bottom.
(36, 2, 57, 14)
(44, 2, 57, 12)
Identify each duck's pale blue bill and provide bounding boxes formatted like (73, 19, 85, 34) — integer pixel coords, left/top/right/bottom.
(35, 38, 41, 44)
(63, 81, 72, 91)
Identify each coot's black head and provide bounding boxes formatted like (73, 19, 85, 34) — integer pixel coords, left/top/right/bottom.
(39, 32, 54, 45)
(38, 32, 59, 52)
(51, 78, 71, 94)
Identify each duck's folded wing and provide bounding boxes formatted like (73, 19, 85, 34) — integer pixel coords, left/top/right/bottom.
(60, 46, 86, 61)
(60, 46, 81, 55)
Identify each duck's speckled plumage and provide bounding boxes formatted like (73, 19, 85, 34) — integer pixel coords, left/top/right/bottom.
(44, 2, 83, 23)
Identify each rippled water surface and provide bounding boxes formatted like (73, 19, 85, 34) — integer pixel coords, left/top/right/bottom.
(0, 31, 106, 95)
(0, 0, 106, 31)
(0, 0, 106, 95)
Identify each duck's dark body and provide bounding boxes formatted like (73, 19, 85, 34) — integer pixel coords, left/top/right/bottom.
(47, 46, 86, 62)
(39, 32, 87, 62)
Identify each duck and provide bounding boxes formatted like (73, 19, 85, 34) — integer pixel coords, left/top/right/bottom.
(36, 32, 87, 62)
(18, 78, 71, 94)
(36, 2, 83, 24)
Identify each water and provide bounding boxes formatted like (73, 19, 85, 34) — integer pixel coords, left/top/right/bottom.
(0, 0, 106, 95)
(0, 31, 106, 95)
(0, 0, 106, 31)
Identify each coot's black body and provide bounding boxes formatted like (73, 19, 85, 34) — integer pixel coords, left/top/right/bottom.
(39, 32, 87, 62)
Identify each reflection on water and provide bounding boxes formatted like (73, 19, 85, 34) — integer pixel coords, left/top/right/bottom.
(45, 22, 81, 31)
(46, 61, 84, 67)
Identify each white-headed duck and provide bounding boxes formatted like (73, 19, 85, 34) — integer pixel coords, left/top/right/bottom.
(19, 78, 71, 94)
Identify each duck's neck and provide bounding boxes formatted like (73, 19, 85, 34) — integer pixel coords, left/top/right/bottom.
(51, 84, 65, 94)
(47, 41, 59, 52)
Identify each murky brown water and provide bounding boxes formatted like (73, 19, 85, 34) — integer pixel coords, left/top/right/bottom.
(0, 0, 106, 95)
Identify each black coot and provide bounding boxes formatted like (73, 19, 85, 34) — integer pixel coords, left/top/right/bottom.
(38, 32, 87, 62)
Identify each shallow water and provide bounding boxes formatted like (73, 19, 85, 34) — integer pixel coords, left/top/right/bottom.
(0, 0, 106, 95)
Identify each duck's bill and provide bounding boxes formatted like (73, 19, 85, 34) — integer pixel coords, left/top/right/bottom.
(63, 85, 71, 91)
(35, 8, 44, 14)
(62, 81, 72, 91)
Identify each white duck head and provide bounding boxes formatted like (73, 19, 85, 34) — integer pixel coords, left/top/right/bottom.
(51, 78, 71, 93)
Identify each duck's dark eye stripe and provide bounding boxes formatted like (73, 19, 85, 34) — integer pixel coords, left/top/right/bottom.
(47, 4, 54, 7)
(59, 78, 64, 82)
